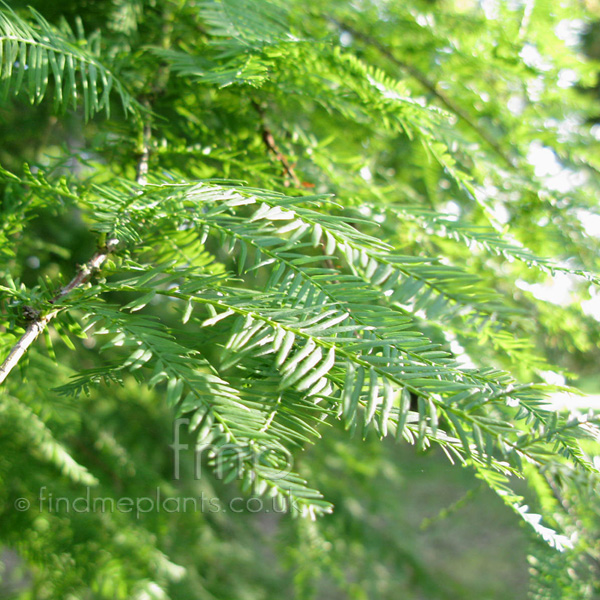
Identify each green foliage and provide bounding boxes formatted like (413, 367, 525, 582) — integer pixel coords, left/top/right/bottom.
(0, 2, 136, 118)
(1, 0, 600, 598)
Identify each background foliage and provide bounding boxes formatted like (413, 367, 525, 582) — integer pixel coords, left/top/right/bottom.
(1, 0, 600, 598)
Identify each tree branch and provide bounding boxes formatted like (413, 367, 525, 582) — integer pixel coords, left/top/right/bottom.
(329, 18, 516, 168)
(0, 122, 151, 387)
(0, 4, 177, 387)
(0, 238, 120, 385)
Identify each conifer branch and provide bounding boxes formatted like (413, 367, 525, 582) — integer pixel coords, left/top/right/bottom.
(0, 8, 172, 386)
(0, 123, 151, 387)
(1, 2, 598, 590)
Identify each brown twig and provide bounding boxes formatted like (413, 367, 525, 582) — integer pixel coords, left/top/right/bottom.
(0, 239, 120, 386)
(252, 100, 301, 188)
(329, 18, 516, 169)
(251, 101, 339, 273)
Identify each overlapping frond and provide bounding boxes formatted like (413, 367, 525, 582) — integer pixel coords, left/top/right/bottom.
(29, 175, 595, 536)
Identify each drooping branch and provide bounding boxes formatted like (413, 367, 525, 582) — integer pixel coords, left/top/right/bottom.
(329, 18, 516, 168)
